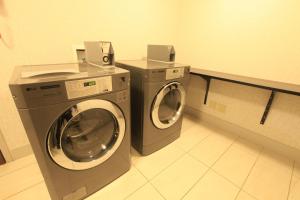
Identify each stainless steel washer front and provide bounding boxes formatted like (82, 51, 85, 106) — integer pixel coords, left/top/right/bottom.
(47, 99, 125, 170)
(151, 82, 186, 129)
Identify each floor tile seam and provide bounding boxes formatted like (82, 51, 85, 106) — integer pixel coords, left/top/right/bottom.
(286, 161, 296, 200)
(186, 136, 237, 170)
(131, 152, 188, 200)
(183, 123, 239, 155)
(178, 167, 212, 200)
(131, 165, 150, 183)
(179, 136, 240, 200)
(123, 181, 149, 200)
(210, 136, 240, 168)
(177, 134, 211, 153)
(122, 165, 151, 200)
(184, 133, 214, 154)
(185, 135, 263, 189)
(146, 181, 168, 200)
(146, 151, 210, 200)
(147, 151, 188, 182)
(209, 168, 243, 189)
(235, 147, 264, 200)
(130, 150, 185, 180)
(206, 142, 265, 197)
(239, 190, 261, 200)
(185, 153, 211, 169)
(3, 180, 44, 200)
(0, 162, 38, 179)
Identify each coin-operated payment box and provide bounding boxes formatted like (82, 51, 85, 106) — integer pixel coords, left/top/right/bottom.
(84, 41, 115, 66)
(147, 45, 175, 62)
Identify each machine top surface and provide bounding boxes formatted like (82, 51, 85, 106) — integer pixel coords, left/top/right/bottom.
(10, 63, 129, 85)
(116, 60, 189, 70)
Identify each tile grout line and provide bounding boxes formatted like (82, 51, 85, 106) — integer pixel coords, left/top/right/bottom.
(210, 168, 245, 189)
(177, 134, 211, 153)
(3, 180, 44, 200)
(210, 135, 240, 168)
(146, 181, 167, 200)
(134, 165, 168, 200)
(0, 162, 37, 178)
(128, 150, 189, 200)
(147, 151, 187, 182)
(122, 165, 151, 199)
(187, 135, 240, 169)
(179, 167, 211, 200)
(179, 136, 240, 200)
(236, 147, 265, 200)
(233, 147, 265, 200)
(123, 182, 149, 200)
(175, 122, 210, 153)
(286, 160, 295, 200)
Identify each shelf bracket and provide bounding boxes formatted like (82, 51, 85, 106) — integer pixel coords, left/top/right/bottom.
(260, 90, 276, 125)
(197, 75, 212, 104)
(202, 76, 211, 105)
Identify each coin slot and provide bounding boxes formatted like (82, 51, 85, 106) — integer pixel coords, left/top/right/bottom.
(40, 84, 60, 90)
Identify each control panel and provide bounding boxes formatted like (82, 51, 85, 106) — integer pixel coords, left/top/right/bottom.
(166, 68, 184, 80)
(65, 76, 112, 99)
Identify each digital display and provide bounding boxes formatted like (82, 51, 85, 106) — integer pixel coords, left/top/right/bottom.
(83, 81, 96, 87)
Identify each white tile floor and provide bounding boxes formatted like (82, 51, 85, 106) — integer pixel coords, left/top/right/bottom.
(1, 114, 299, 200)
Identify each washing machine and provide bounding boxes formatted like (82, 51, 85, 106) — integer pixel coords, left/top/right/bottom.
(9, 63, 131, 200)
(116, 60, 190, 155)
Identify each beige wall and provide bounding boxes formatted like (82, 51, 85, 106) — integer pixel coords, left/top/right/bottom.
(176, 0, 300, 82)
(0, 0, 180, 160)
(176, 0, 300, 151)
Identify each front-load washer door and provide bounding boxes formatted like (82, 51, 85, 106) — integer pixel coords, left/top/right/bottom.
(151, 82, 186, 129)
(47, 99, 125, 170)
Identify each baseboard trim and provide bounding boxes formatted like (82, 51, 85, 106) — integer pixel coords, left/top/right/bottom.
(11, 145, 33, 160)
(184, 106, 300, 163)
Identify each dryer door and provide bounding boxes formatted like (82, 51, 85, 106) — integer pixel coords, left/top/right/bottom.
(151, 82, 186, 129)
(47, 99, 125, 170)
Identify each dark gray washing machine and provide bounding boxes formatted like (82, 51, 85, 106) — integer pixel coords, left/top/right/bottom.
(9, 63, 131, 200)
(116, 60, 190, 155)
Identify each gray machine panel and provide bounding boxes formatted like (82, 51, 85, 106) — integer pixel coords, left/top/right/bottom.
(9, 63, 130, 108)
(116, 60, 190, 83)
(116, 60, 186, 69)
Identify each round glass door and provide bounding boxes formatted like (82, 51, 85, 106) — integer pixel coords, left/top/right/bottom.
(47, 100, 125, 170)
(151, 82, 186, 129)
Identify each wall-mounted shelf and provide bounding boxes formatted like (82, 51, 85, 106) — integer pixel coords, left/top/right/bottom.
(191, 68, 300, 125)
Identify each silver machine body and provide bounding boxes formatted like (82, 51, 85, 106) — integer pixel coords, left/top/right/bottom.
(116, 60, 190, 155)
(9, 63, 131, 200)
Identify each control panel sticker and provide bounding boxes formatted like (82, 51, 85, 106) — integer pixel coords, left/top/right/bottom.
(166, 68, 184, 80)
(65, 76, 112, 99)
